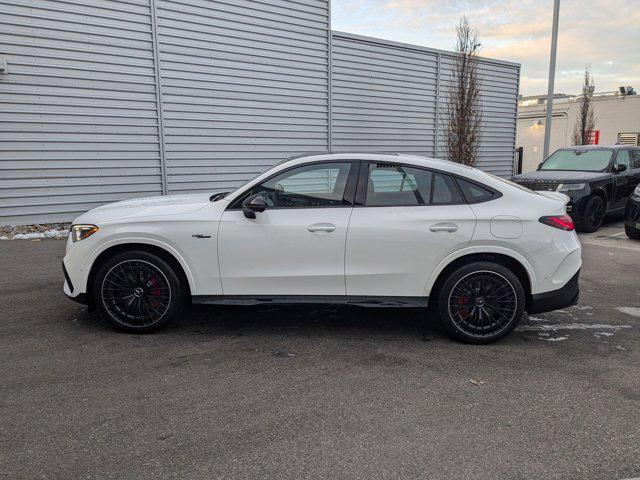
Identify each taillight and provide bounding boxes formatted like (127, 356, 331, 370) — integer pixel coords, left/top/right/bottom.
(539, 214, 575, 231)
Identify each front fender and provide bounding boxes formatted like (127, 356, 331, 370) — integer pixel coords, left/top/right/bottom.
(85, 235, 198, 294)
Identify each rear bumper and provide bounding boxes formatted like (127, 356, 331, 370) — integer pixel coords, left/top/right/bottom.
(528, 270, 580, 314)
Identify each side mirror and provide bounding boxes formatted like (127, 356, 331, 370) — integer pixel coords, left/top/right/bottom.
(614, 163, 627, 173)
(242, 194, 267, 219)
(537, 162, 543, 171)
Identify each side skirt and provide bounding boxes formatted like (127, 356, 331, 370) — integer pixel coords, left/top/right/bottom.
(192, 295, 430, 308)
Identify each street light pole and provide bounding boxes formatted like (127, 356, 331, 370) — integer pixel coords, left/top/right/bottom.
(543, 0, 561, 160)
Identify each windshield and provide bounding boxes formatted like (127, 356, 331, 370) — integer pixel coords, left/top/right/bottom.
(540, 149, 612, 172)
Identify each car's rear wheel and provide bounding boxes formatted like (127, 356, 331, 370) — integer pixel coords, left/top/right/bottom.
(436, 262, 525, 344)
(578, 195, 605, 233)
(625, 223, 640, 240)
(93, 250, 185, 333)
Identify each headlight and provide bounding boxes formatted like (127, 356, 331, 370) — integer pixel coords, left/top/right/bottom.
(557, 183, 585, 192)
(70, 224, 99, 242)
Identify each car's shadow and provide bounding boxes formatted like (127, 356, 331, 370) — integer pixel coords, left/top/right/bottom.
(73, 303, 445, 341)
(72, 303, 534, 345)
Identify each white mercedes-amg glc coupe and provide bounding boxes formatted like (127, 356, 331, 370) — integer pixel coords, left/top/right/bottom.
(63, 153, 582, 343)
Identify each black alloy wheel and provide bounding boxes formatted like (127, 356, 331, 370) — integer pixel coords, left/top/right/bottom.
(94, 251, 184, 332)
(437, 262, 525, 344)
(580, 196, 605, 233)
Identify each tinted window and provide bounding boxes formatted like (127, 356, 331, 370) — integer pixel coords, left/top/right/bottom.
(540, 149, 612, 171)
(364, 164, 464, 206)
(632, 150, 640, 169)
(365, 164, 431, 206)
(616, 150, 632, 170)
(456, 177, 496, 203)
(432, 173, 464, 205)
(245, 162, 352, 208)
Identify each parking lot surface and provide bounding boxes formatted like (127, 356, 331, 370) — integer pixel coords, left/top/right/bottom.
(1, 221, 639, 479)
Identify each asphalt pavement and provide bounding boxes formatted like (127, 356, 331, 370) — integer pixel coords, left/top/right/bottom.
(1, 222, 639, 479)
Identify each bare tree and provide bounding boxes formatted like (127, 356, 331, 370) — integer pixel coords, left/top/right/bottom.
(444, 16, 483, 166)
(572, 67, 596, 145)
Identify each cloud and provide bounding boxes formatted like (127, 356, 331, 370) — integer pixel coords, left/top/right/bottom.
(332, 0, 640, 95)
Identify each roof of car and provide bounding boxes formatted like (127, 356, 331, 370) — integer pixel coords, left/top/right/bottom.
(558, 144, 636, 150)
(280, 151, 476, 172)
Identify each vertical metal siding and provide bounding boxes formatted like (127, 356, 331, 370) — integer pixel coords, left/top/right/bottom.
(0, 0, 164, 224)
(156, 0, 330, 194)
(0, 2, 519, 225)
(331, 33, 439, 155)
(436, 53, 520, 176)
(332, 32, 520, 177)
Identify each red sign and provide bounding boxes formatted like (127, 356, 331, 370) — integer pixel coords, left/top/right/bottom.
(589, 130, 600, 145)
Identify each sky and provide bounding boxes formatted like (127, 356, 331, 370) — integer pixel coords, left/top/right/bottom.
(331, 0, 640, 97)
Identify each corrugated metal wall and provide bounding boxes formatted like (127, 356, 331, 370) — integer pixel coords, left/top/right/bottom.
(0, 1, 519, 225)
(331, 32, 520, 177)
(0, 0, 164, 224)
(156, 0, 330, 194)
(331, 33, 439, 156)
(436, 52, 520, 176)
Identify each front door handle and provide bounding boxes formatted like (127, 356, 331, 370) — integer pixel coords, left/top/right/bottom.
(430, 223, 458, 233)
(308, 223, 336, 233)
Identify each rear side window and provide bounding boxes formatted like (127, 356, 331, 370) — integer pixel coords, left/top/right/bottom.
(631, 150, 640, 169)
(365, 164, 432, 206)
(432, 173, 464, 205)
(364, 163, 464, 206)
(456, 177, 497, 204)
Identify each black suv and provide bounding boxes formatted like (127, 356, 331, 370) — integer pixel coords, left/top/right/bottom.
(512, 145, 640, 232)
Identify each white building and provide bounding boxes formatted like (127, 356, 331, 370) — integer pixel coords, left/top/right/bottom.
(516, 88, 640, 172)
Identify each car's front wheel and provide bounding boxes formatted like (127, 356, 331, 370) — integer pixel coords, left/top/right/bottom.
(436, 262, 525, 344)
(93, 250, 185, 333)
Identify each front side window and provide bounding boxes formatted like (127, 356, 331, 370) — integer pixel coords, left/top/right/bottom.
(615, 150, 632, 170)
(243, 162, 353, 208)
(540, 149, 613, 172)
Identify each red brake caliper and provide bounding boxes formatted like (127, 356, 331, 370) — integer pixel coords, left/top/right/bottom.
(149, 275, 161, 308)
(458, 297, 468, 317)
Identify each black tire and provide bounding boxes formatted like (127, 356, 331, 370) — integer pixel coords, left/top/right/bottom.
(625, 223, 640, 240)
(93, 250, 185, 333)
(436, 261, 525, 344)
(577, 195, 605, 233)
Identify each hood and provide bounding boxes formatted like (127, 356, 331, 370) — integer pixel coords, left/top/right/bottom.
(73, 193, 213, 224)
(513, 170, 610, 183)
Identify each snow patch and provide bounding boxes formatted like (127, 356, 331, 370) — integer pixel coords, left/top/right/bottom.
(527, 316, 549, 323)
(594, 332, 614, 337)
(544, 336, 569, 342)
(518, 323, 632, 332)
(572, 305, 593, 311)
(615, 306, 640, 318)
(5, 229, 68, 240)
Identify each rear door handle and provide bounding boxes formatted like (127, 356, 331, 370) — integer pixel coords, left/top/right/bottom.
(430, 223, 458, 233)
(308, 223, 336, 233)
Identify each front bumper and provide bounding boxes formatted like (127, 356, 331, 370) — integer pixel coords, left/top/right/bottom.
(528, 270, 580, 314)
(62, 259, 89, 306)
